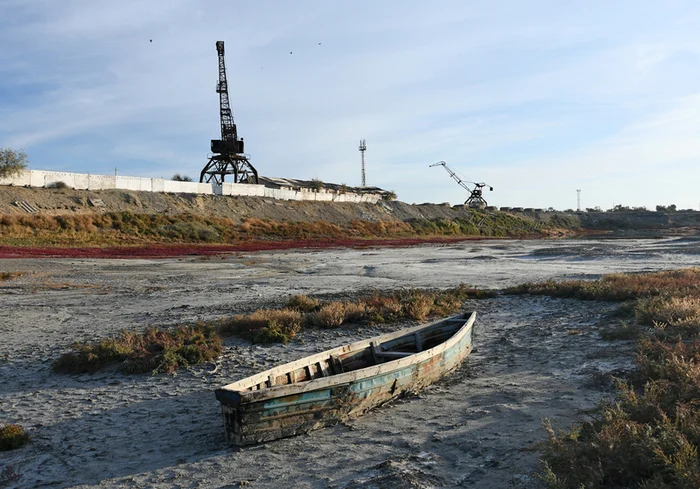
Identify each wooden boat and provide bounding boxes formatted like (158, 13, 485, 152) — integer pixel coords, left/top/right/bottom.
(215, 311, 476, 445)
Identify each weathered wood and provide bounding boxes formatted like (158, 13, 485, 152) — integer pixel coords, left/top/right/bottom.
(215, 311, 476, 446)
(369, 342, 379, 364)
(375, 351, 413, 359)
(330, 354, 344, 374)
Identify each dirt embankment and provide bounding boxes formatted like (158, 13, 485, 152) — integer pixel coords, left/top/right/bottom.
(0, 186, 513, 224)
(1, 186, 698, 235)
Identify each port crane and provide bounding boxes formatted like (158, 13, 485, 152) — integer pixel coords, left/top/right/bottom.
(430, 161, 493, 209)
(200, 41, 259, 185)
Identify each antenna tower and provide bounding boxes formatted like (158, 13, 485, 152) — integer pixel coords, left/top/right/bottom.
(200, 41, 259, 185)
(359, 139, 366, 187)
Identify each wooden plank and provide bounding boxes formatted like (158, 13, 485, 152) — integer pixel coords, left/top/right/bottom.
(331, 354, 344, 374)
(375, 351, 414, 359)
(369, 342, 379, 364)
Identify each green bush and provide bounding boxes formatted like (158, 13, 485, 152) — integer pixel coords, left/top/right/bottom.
(0, 424, 29, 451)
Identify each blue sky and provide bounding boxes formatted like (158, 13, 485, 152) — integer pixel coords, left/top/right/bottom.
(1, 0, 700, 210)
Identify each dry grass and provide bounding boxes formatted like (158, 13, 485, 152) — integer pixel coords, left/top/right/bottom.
(0, 424, 29, 451)
(217, 309, 303, 344)
(51, 285, 491, 373)
(214, 284, 494, 342)
(0, 465, 21, 484)
(0, 271, 24, 281)
(506, 268, 700, 301)
(532, 268, 700, 488)
(0, 208, 567, 247)
(286, 294, 321, 312)
(53, 323, 222, 374)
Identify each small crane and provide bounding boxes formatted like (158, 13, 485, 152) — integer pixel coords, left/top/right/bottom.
(430, 161, 493, 209)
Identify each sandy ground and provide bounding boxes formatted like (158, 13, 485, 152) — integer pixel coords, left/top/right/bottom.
(1, 236, 699, 488)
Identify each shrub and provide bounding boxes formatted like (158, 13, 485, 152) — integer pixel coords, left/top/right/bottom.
(536, 268, 700, 488)
(310, 178, 323, 191)
(403, 292, 433, 321)
(0, 147, 28, 179)
(381, 191, 397, 201)
(0, 465, 21, 484)
(47, 181, 69, 189)
(286, 295, 321, 312)
(311, 302, 348, 328)
(53, 323, 222, 374)
(172, 173, 193, 182)
(217, 309, 303, 344)
(0, 272, 24, 281)
(0, 424, 29, 451)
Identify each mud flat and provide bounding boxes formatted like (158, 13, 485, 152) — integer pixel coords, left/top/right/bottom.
(1, 236, 699, 488)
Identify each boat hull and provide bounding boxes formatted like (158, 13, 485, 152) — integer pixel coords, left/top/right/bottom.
(216, 312, 475, 445)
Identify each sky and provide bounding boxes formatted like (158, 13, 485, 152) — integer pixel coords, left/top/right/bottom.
(1, 0, 700, 210)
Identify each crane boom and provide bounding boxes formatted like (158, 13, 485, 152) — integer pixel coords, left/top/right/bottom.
(429, 161, 471, 192)
(430, 161, 493, 209)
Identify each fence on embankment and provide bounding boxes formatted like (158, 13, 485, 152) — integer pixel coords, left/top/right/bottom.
(0, 169, 383, 204)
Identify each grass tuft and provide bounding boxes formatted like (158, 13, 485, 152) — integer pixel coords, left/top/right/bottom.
(52, 323, 222, 374)
(0, 424, 29, 451)
(0, 271, 24, 281)
(285, 295, 321, 312)
(217, 309, 303, 344)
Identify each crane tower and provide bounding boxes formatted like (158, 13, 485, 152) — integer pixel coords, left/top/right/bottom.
(200, 41, 258, 185)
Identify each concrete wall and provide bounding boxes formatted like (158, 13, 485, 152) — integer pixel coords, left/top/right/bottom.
(0, 169, 382, 203)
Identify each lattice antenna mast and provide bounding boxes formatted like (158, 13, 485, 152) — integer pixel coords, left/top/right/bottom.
(200, 41, 258, 185)
(359, 139, 367, 187)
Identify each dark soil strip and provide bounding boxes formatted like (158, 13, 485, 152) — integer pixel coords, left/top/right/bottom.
(0, 236, 491, 259)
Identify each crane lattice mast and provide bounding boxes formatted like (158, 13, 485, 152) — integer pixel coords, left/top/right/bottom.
(200, 41, 259, 185)
(430, 161, 493, 209)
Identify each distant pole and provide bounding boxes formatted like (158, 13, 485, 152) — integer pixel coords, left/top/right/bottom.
(115, 167, 118, 176)
(359, 139, 367, 187)
(576, 189, 581, 211)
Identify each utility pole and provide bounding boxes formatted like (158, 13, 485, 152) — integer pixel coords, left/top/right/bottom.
(576, 189, 581, 212)
(359, 139, 367, 187)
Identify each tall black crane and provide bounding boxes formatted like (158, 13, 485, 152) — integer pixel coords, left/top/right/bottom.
(430, 161, 493, 209)
(200, 41, 259, 185)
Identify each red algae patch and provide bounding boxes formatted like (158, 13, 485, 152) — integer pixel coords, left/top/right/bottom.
(0, 236, 484, 259)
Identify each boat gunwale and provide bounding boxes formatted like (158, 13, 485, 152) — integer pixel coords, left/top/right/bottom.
(217, 311, 476, 403)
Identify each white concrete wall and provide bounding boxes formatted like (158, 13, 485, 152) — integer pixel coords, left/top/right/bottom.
(0, 169, 31, 187)
(219, 182, 265, 197)
(0, 169, 383, 203)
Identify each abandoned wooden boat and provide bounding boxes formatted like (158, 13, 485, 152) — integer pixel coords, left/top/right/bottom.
(215, 311, 476, 445)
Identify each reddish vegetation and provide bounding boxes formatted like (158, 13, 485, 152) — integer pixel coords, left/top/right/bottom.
(0, 236, 485, 259)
